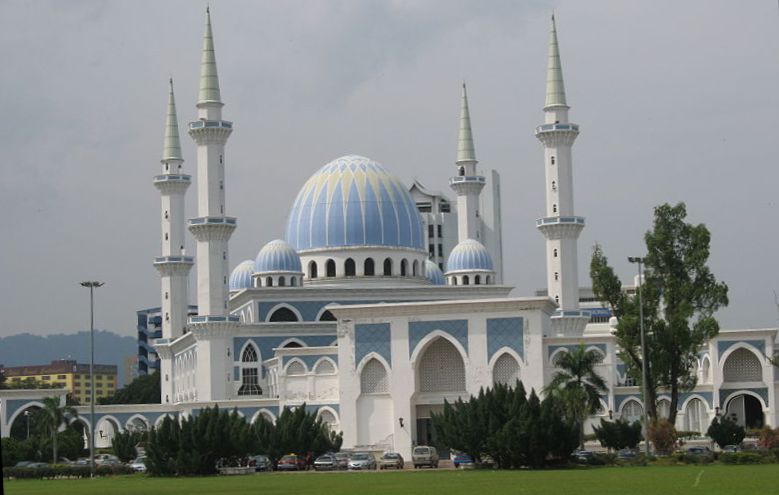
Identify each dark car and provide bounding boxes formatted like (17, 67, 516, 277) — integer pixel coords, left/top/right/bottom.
(574, 450, 595, 463)
(686, 446, 713, 459)
(248, 454, 272, 472)
(378, 452, 404, 470)
(314, 453, 338, 471)
(277, 454, 307, 471)
(453, 453, 475, 469)
(617, 448, 637, 460)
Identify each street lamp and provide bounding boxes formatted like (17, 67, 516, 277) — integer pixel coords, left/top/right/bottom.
(627, 256, 650, 457)
(80, 281, 104, 479)
(24, 410, 31, 440)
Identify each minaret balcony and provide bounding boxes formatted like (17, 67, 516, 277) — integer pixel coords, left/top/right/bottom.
(535, 123, 579, 134)
(188, 120, 233, 130)
(536, 216, 585, 240)
(535, 123, 579, 146)
(153, 174, 191, 183)
(154, 255, 194, 264)
(189, 216, 236, 226)
(188, 216, 237, 241)
(449, 175, 486, 186)
(449, 175, 486, 195)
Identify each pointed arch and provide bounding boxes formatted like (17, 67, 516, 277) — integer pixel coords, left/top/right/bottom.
(314, 357, 337, 374)
(126, 414, 150, 432)
(491, 351, 521, 386)
(316, 406, 339, 430)
(383, 257, 392, 276)
(412, 334, 467, 393)
(412, 259, 419, 277)
(364, 258, 375, 276)
(279, 337, 306, 348)
(308, 260, 318, 279)
(360, 357, 389, 394)
(284, 358, 307, 376)
(250, 408, 277, 424)
(326, 259, 336, 277)
(722, 347, 763, 382)
(345, 258, 356, 276)
(266, 303, 302, 322)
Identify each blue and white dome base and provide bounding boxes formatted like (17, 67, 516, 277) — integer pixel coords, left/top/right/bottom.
(445, 238, 496, 286)
(254, 239, 304, 288)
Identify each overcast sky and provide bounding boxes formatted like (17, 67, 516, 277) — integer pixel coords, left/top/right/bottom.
(1, 0, 778, 339)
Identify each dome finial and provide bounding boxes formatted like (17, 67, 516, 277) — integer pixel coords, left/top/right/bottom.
(162, 78, 183, 163)
(545, 13, 568, 109)
(457, 82, 477, 164)
(198, 6, 222, 105)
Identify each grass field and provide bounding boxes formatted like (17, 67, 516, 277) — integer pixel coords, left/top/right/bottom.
(4, 465, 778, 495)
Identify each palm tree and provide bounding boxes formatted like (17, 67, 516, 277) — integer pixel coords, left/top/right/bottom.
(33, 396, 78, 463)
(545, 344, 608, 450)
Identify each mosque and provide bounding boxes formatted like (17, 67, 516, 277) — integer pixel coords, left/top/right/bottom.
(1, 10, 777, 459)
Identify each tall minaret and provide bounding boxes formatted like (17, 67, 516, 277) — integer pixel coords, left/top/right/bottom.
(187, 8, 238, 401)
(449, 83, 485, 242)
(153, 79, 193, 403)
(535, 15, 589, 335)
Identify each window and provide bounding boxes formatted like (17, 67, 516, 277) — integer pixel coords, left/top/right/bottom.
(309, 261, 318, 279)
(621, 400, 644, 423)
(364, 258, 375, 276)
(429, 244, 435, 257)
(493, 353, 521, 386)
(451, 277, 457, 285)
(383, 258, 392, 276)
(463, 275, 469, 285)
(554, 272, 559, 281)
(345, 258, 356, 276)
(553, 248, 558, 258)
(458, 166, 465, 177)
(164, 211, 168, 219)
(165, 292, 168, 300)
(440, 203, 451, 213)
(278, 276, 286, 287)
(551, 156, 556, 165)
(551, 180, 556, 191)
(428, 225, 434, 237)
(552, 204, 557, 213)
(286, 361, 306, 376)
(319, 310, 336, 322)
(238, 368, 262, 396)
(437, 225, 442, 237)
(412, 260, 419, 276)
(400, 259, 408, 276)
(57, 375, 66, 379)
(42, 376, 50, 380)
(269, 307, 298, 322)
(165, 233, 168, 240)
(474, 275, 481, 285)
(360, 359, 388, 393)
(723, 348, 762, 382)
(326, 259, 336, 277)
(555, 295, 559, 303)
(418, 338, 465, 392)
(266, 276, 273, 287)
(315, 360, 336, 374)
(290, 277, 297, 287)
(437, 244, 443, 257)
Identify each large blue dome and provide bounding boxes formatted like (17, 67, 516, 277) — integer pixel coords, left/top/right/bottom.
(255, 239, 302, 273)
(446, 239, 494, 273)
(285, 155, 424, 251)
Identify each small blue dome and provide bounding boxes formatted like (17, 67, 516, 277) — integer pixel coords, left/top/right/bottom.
(229, 260, 255, 290)
(424, 260, 445, 285)
(446, 239, 494, 273)
(285, 155, 424, 251)
(255, 239, 302, 273)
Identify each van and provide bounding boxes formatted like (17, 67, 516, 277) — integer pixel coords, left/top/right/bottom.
(412, 445, 439, 468)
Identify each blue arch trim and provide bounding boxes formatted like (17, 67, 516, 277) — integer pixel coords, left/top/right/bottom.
(408, 320, 468, 357)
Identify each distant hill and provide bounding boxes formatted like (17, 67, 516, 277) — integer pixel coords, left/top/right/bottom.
(0, 331, 137, 386)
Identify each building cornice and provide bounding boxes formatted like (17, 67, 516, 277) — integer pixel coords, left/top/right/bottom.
(328, 296, 556, 319)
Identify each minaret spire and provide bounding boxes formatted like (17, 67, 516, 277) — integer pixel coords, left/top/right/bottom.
(198, 7, 222, 108)
(162, 78, 183, 164)
(545, 14, 567, 110)
(457, 83, 476, 164)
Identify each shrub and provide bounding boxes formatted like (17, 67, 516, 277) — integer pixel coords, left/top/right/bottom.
(112, 430, 146, 462)
(720, 452, 769, 465)
(2, 464, 134, 480)
(758, 427, 779, 449)
(707, 417, 745, 448)
(593, 418, 642, 451)
(647, 420, 677, 455)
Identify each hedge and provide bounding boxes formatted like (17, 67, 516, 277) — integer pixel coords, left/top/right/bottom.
(2, 464, 135, 480)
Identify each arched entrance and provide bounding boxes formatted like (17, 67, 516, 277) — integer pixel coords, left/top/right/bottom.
(726, 394, 764, 429)
(8, 404, 42, 440)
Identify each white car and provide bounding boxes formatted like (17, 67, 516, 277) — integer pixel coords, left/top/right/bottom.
(129, 456, 147, 472)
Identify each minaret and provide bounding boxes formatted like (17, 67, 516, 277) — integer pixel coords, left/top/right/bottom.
(187, 7, 238, 401)
(535, 15, 589, 335)
(449, 83, 485, 242)
(153, 79, 193, 403)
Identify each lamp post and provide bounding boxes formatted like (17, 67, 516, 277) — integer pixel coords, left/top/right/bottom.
(24, 410, 30, 440)
(627, 256, 650, 457)
(80, 281, 104, 479)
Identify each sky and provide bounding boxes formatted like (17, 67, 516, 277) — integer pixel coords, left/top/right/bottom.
(1, 0, 778, 338)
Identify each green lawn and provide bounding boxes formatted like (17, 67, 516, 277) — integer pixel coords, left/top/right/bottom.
(4, 465, 778, 495)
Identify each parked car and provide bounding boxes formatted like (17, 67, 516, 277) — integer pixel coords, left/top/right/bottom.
(453, 453, 475, 469)
(348, 452, 376, 470)
(617, 448, 637, 460)
(574, 450, 595, 463)
(412, 446, 439, 469)
(333, 452, 350, 470)
(378, 452, 404, 470)
(248, 454, 272, 472)
(722, 445, 740, 453)
(277, 454, 307, 471)
(686, 446, 713, 459)
(129, 456, 147, 472)
(95, 453, 121, 466)
(314, 453, 338, 471)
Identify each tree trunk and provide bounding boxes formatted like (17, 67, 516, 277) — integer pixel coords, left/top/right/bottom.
(579, 419, 585, 451)
(668, 380, 680, 425)
(52, 430, 58, 464)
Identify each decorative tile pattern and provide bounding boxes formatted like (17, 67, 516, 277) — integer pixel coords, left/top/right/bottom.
(355, 323, 391, 367)
(717, 339, 765, 357)
(408, 319, 468, 357)
(486, 317, 524, 361)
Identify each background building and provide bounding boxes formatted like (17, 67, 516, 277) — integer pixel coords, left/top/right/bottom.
(2, 360, 117, 405)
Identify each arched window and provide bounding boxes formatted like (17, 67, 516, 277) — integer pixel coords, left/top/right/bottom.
(474, 275, 481, 285)
(493, 353, 521, 386)
(463, 275, 469, 285)
(621, 400, 644, 424)
(241, 345, 258, 362)
(684, 398, 707, 434)
(238, 344, 262, 396)
(701, 357, 711, 383)
(551, 180, 556, 191)
(383, 258, 392, 276)
(723, 348, 762, 382)
(360, 359, 388, 393)
(553, 248, 558, 258)
(309, 261, 318, 279)
(283, 341, 303, 349)
(278, 276, 286, 287)
(412, 260, 419, 276)
(400, 259, 408, 276)
(315, 359, 336, 374)
(326, 259, 336, 277)
(364, 258, 375, 276)
(554, 272, 559, 281)
(418, 338, 465, 392)
(319, 310, 336, 322)
(553, 204, 557, 213)
(286, 361, 306, 376)
(345, 258, 356, 276)
(269, 307, 299, 322)
(657, 399, 671, 420)
(458, 166, 465, 177)
(486, 275, 492, 284)
(451, 277, 457, 286)
(290, 277, 297, 287)
(266, 276, 273, 287)
(318, 409, 337, 430)
(551, 156, 556, 165)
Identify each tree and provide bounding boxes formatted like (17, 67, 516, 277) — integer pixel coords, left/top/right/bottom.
(544, 344, 608, 449)
(647, 419, 677, 455)
(98, 371, 160, 405)
(590, 202, 728, 423)
(253, 404, 342, 466)
(31, 396, 78, 463)
(593, 418, 643, 451)
(112, 430, 146, 462)
(707, 416, 745, 448)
